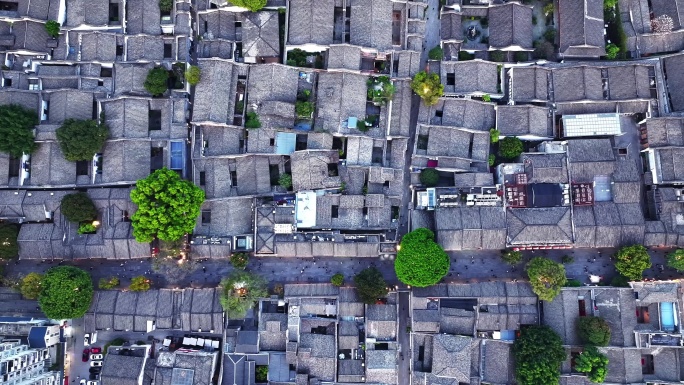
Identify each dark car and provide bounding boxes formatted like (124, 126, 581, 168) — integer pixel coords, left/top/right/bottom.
(89, 374, 98, 381)
(89, 367, 101, 374)
(82, 348, 90, 362)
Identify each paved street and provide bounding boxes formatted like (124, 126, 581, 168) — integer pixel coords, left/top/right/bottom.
(396, 291, 410, 385)
(6, 247, 681, 292)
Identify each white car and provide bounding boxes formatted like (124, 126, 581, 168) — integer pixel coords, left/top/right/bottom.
(80, 380, 86, 385)
(83, 333, 90, 347)
(87, 381, 98, 385)
(90, 360, 103, 367)
(90, 354, 103, 360)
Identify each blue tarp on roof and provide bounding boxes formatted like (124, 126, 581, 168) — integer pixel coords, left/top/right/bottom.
(275, 132, 296, 155)
(28, 326, 47, 348)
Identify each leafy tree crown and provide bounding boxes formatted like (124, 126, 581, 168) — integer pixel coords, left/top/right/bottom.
(525, 257, 567, 301)
(129, 276, 152, 291)
(513, 325, 566, 385)
(38, 266, 93, 319)
(331, 273, 344, 287)
(45, 20, 60, 38)
(144, 67, 169, 96)
(419, 168, 439, 187)
(130, 168, 205, 243)
(185, 65, 201, 85)
(354, 267, 388, 304)
(395, 228, 450, 287)
(0, 104, 39, 157)
(667, 249, 684, 272)
(411, 71, 444, 106)
(498, 136, 524, 159)
(56, 119, 109, 161)
(577, 316, 611, 346)
(61, 192, 98, 223)
(20, 273, 43, 299)
(228, 0, 267, 12)
(614, 244, 651, 280)
(220, 271, 268, 319)
(575, 346, 608, 383)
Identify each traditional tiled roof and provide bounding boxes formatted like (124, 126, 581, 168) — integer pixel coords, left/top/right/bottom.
(488, 2, 533, 49)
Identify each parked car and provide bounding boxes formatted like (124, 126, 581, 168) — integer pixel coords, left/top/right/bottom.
(90, 347, 101, 354)
(89, 367, 101, 374)
(84, 333, 91, 347)
(82, 348, 90, 362)
(89, 374, 98, 381)
(80, 380, 86, 385)
(87, 381, 98, 385)
(91, 354, 103, 360)
(90, 360, 103, 367)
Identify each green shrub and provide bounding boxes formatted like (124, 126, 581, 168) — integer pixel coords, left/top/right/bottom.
(278, 173, 292, 189)
(245, 111, 261, 129)
(428, 45, 444, 60)
(543, 3, 554, 16)
(98, 277, 120, 289)
(458, 51, 474, 61)
(228, 0, 267, 12)
(45, 20, 60, 38)
(78, 223, 97, 234)
(489, 50, 505, 62)
(544, 29, 556, 43)
(498, 136, 524, 159)
(230, 252, 250, 270)
(488, 154, 495, 166)
(577, 316, 611, 346)
(490, 128, 500, 143)
(502, 250, 522, 265)
(130, 276, 152, 292)
(185, 65, 201, 85)
(61, 192, 98, 223)
(564, 279, 582, 287)
(159, 0, 173, 12)
(419, 168, 439, 187)
(532, 15, 537, 25)
(605, 43, 620, 60)
(514, 51, 528, 62)
(295, 101, 314, 117)
(144, 67, 169, 96)
(482, 94, 491, 102)
(0, 224, 19, 260)
(610, 274, 630, 287)
(356, 118, 369, 132)
(331, 273, 344, 287)
(667, 249, 684, 271)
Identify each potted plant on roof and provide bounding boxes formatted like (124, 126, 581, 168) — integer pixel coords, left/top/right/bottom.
(45, 20, 60, 48)
(366, 76, 395, 106)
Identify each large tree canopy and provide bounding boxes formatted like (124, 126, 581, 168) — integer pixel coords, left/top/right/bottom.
(395, 228, 449, 287)
(219, 271, 267, 319)
(0, 104, 39, 157)
(410, 71, 444, 106)
(667, 249, 684, 272)
(0, 224, 19, 260)
(227, 0, 266, 12)
(577, 316, 611, 346)
(526, 257, 567, 301)
(144, 67, 169, 96)
(38, 266, 93, 319)
(575, 346, 608, 383)
(614, 244, 651, 280)
(130, 168, 205, 243)
(513, 325, 566, 385)
(56, 119, 109, 161)
(61, 192, 98, 223)
(354, 267, 388, 304)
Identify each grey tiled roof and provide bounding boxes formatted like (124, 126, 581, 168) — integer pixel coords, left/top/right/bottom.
(506, 207, 573, 246)
(290, 150, 341, 191)
(664, 54, 684, 112)
(199, 10, 238, 40)
(441, 60, 499, 95)
(496, 105, 553, 138)
(509, 66, 549, 102)
(193, 198, 253, 238)
(348, 0, 393, 51)
(440, 12, 462, 41)
(488, 2, 533, 49)
(101, 352, 146, 385)
(435, 207, 506, 251)
(558, 0, 605, 56)
(287, 0, 335, 45)
(126, 0, 161, 35)
(643, 117, 684, 147)
(242, 11, 280, 58)
(327, 45, 362, 71)
(430, 334, 472, 382)
(193, 59, 247, 124)
(46, 89, 95, 124)
(114, 62, 155, 95)
(247, 64, 299, 105)
(79, 32, 119, 61)
(65, 0, 109, 26)
(315, 71, 367, 133)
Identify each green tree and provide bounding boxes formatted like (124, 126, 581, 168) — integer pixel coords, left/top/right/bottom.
(419, 168, 439, 187)
(130, 168, 205, 243)
(38, 266, 93, 319)
(575, 346, 608, 383)
(228, 0, 267, 11)
(129, 276, 151, 291)
(245, 111, 262, 129)
(159, 0, 172, 11)
(278, 173, 292, 189)
(45, 20, 60, 38)
(543, 3, 554, 15)
(295, 101, 314, 117)
(428, 45, 443, 60)
(98, 277, 119, 290)
(614, 244, 651, 280)
(526, 257, 567, 301)
(230, 252, 250, 270)
(219, 271, 268, 319)
(489, 128, 500, 143)
(513, 325, 566, 385)
(666, 249, 684, 271)
(61, 192, 98, 223)
(577, 316, 611, 346)
(255, 366, 268, 382)
(502, 250, 522, 265)
(0, 224, 19, 260)
(488, 154, 495, 166)
(498, 136, 524, 159)
(0, 104, 39, 157)
(331, 273, 344, 287)
(395, 228, 450, 287)
(410, 71, 444, 106)
(144, 67, 169, 96)
(604, 0, 618, 9)
(78, 223, 97, 234)
(20, 273, 43, 299)
(354, 267, 388, 304)
(185, 65, 201, 85)
(489, 50, 505, 62)
(605, 43, 620, 59)
(56, 119, 109, 161)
